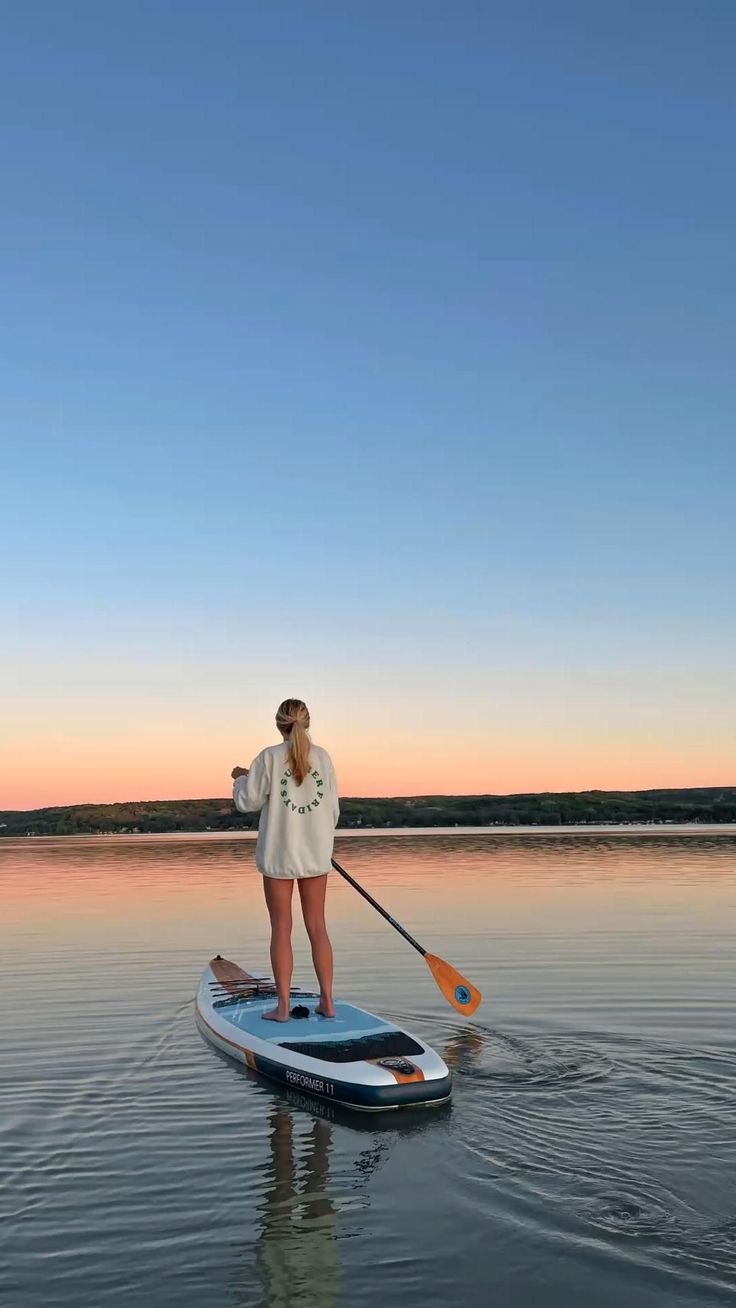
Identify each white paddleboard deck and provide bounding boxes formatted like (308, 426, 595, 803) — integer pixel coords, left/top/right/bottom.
(196, 956, 452, 1111)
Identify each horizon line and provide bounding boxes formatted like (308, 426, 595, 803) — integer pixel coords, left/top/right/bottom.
(3, 781, 735, 818)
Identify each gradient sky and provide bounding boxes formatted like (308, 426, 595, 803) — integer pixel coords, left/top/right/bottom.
(2, 2, 735, 809)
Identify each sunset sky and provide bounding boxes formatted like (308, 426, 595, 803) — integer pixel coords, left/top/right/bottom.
(2, 4, 735, 810)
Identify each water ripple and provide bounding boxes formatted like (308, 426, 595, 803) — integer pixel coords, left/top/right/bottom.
(1, 831, 735, 1307)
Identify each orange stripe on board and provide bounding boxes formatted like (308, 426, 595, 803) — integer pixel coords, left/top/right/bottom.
(367, 1059, 425, 1084)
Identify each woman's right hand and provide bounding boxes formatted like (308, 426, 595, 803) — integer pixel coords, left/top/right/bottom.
(231, 765, 249, 780)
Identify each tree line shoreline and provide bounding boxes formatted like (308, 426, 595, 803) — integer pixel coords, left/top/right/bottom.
(2, 786, 735, 837)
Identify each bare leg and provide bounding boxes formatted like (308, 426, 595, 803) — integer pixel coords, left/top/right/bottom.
(262, 876, 294, 1020)
(298, 874, 335, 1017)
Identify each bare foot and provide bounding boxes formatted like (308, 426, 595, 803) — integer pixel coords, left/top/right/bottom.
(316, 1003, 336, 1019)
(262, 1008, 290, 1022)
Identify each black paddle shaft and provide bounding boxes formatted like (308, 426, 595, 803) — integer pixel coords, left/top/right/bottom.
(330, 857, 426, 957)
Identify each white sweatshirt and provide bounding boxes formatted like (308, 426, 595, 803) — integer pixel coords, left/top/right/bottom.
(233, 740, 340, 879)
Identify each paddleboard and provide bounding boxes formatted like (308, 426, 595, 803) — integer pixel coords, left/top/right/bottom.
(196, 956, 452, 1111)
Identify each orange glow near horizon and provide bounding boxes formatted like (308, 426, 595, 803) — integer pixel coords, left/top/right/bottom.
(2, 665, 734, 810)
(2, 728, 734, 811)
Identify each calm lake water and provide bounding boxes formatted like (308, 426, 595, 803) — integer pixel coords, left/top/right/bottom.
(2, 831, 735, 1307)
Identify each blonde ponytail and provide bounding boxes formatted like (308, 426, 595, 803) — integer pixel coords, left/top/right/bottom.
(275, 698, 311, 785)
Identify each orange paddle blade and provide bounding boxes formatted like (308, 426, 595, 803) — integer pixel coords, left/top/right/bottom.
(424, 952, 482, 1016)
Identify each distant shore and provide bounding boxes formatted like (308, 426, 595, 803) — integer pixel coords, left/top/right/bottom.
(2, 785, 735, 838)
(3, 823, 736, 841)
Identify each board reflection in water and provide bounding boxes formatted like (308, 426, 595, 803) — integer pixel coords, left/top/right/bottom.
(251, 1103, 341, 1308)
(236, 1092, 395, 1308)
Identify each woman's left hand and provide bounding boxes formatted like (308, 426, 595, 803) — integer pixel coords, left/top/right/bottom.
(231, 765, 249, 780)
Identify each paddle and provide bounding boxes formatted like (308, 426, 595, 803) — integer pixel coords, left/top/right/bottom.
(330, 857, 482, 1016)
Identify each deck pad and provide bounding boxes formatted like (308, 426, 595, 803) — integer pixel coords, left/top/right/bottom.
(222, 995, 394, 1044)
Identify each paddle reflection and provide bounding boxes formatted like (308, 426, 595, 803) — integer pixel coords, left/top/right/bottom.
(441, 1027, 485, 1074)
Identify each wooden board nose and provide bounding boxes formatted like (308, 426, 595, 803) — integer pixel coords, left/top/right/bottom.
(210, 956, 260, 993)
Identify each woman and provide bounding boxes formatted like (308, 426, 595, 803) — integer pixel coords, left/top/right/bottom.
(231, 699, 339, 1022)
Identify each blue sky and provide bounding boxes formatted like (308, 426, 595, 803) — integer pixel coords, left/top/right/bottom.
(1, 2, 734, 804)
